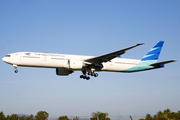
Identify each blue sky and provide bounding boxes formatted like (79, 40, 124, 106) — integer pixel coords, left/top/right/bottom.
(0, 0, 180, 119)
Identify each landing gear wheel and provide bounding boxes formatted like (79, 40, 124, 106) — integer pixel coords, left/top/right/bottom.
(91, 72, 95, 76)
(80, 75, 83, 79)
(80, 71, 98, 80)
(94, 73, 98, 77)
(80, 74, 90, 80)
(15, 70, 18, 73)
(88, 72, 91, 75)
(86, 77, 90, 80)
(83, 76, 86, 79)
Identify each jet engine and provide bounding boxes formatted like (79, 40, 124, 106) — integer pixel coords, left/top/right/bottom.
(56, 68, 73, 76)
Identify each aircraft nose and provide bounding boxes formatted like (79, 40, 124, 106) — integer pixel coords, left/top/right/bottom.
(2, 57, 7, 62)
(2, 57, 5, 62)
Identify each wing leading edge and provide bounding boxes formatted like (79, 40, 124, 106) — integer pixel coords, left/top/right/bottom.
(85, 43, 145, 63)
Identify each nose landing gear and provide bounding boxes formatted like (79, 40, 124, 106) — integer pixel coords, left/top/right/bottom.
(13, 65, 18, 73)
(15, 69, 18, 73)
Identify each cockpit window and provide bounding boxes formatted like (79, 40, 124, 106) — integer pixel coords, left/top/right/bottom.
(5, 55, 11, 57)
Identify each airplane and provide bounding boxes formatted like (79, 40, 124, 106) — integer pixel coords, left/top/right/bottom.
(2, 41, 176, 80)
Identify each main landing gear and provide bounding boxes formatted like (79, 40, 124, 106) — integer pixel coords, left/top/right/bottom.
(13, 65, 18, 73)
(80, 71, 98, 80)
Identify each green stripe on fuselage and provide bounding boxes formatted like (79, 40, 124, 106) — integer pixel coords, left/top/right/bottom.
(121, 65, 155, 73)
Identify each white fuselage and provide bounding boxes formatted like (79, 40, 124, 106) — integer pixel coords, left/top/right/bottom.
(2, 52, 140, 72)
(2, 41, 175, 79)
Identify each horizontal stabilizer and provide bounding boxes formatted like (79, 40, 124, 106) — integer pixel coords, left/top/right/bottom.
(149, 60, 177, 66)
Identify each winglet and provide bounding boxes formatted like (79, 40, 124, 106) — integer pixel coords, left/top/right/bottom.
(137, 43, 145, 46)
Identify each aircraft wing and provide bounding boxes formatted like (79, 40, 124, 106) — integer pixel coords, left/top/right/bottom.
(85, 43, 145, 63)
(149, 60, 177, 66)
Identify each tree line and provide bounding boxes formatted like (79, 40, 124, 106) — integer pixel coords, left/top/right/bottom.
(0, 111, 48, 120)
(139, 108, 180, 120)
(0, 111, 111, 120)
(1, 109, 180, 120)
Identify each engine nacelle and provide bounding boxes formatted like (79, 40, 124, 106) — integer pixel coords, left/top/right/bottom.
(56, 68, 73, 76)
(69, 60, 83, 70)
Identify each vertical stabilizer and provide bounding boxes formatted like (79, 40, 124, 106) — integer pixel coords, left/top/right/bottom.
(141, 41, 164, 64)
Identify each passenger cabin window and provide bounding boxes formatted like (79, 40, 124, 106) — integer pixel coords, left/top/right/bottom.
(6, 55, 11, 57)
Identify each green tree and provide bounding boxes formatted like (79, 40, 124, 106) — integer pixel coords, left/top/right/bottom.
(162, 108, 172, 119)
(8, 114, 18, 120)
(171, 112, 177, 119)
(177, 111, 180, 119)
(58, 115, 69, 120)
(105, 117, 111, 120)
(145, 114, 152, 120)
(23, 114, 34, 120)
(6, 115, 10, 120)
(98, 112, 109, 120)
(35, 111, 49, 120)
(0, 111, 6, 120)
(29, 114, 34, 120)
(152, 114, 158, 120)
(139, 109, 180, 120)
(19, 115, 27, 120)
(91, 112, 100, 120)
(157, 111, 164, 120)
(91, 112, 111, 120)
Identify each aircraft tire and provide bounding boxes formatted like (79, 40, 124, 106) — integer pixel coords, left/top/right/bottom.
(15, 70, 18, 73)
(83, 76, 86, 79)
(80, 75, 83, 79)
(86, 77, 90, 80)
(94, 73, 98, 77)
(88, 72, 91, 75)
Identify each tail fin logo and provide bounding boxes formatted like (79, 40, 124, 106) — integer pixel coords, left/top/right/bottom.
(141, 41, 164, 61)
